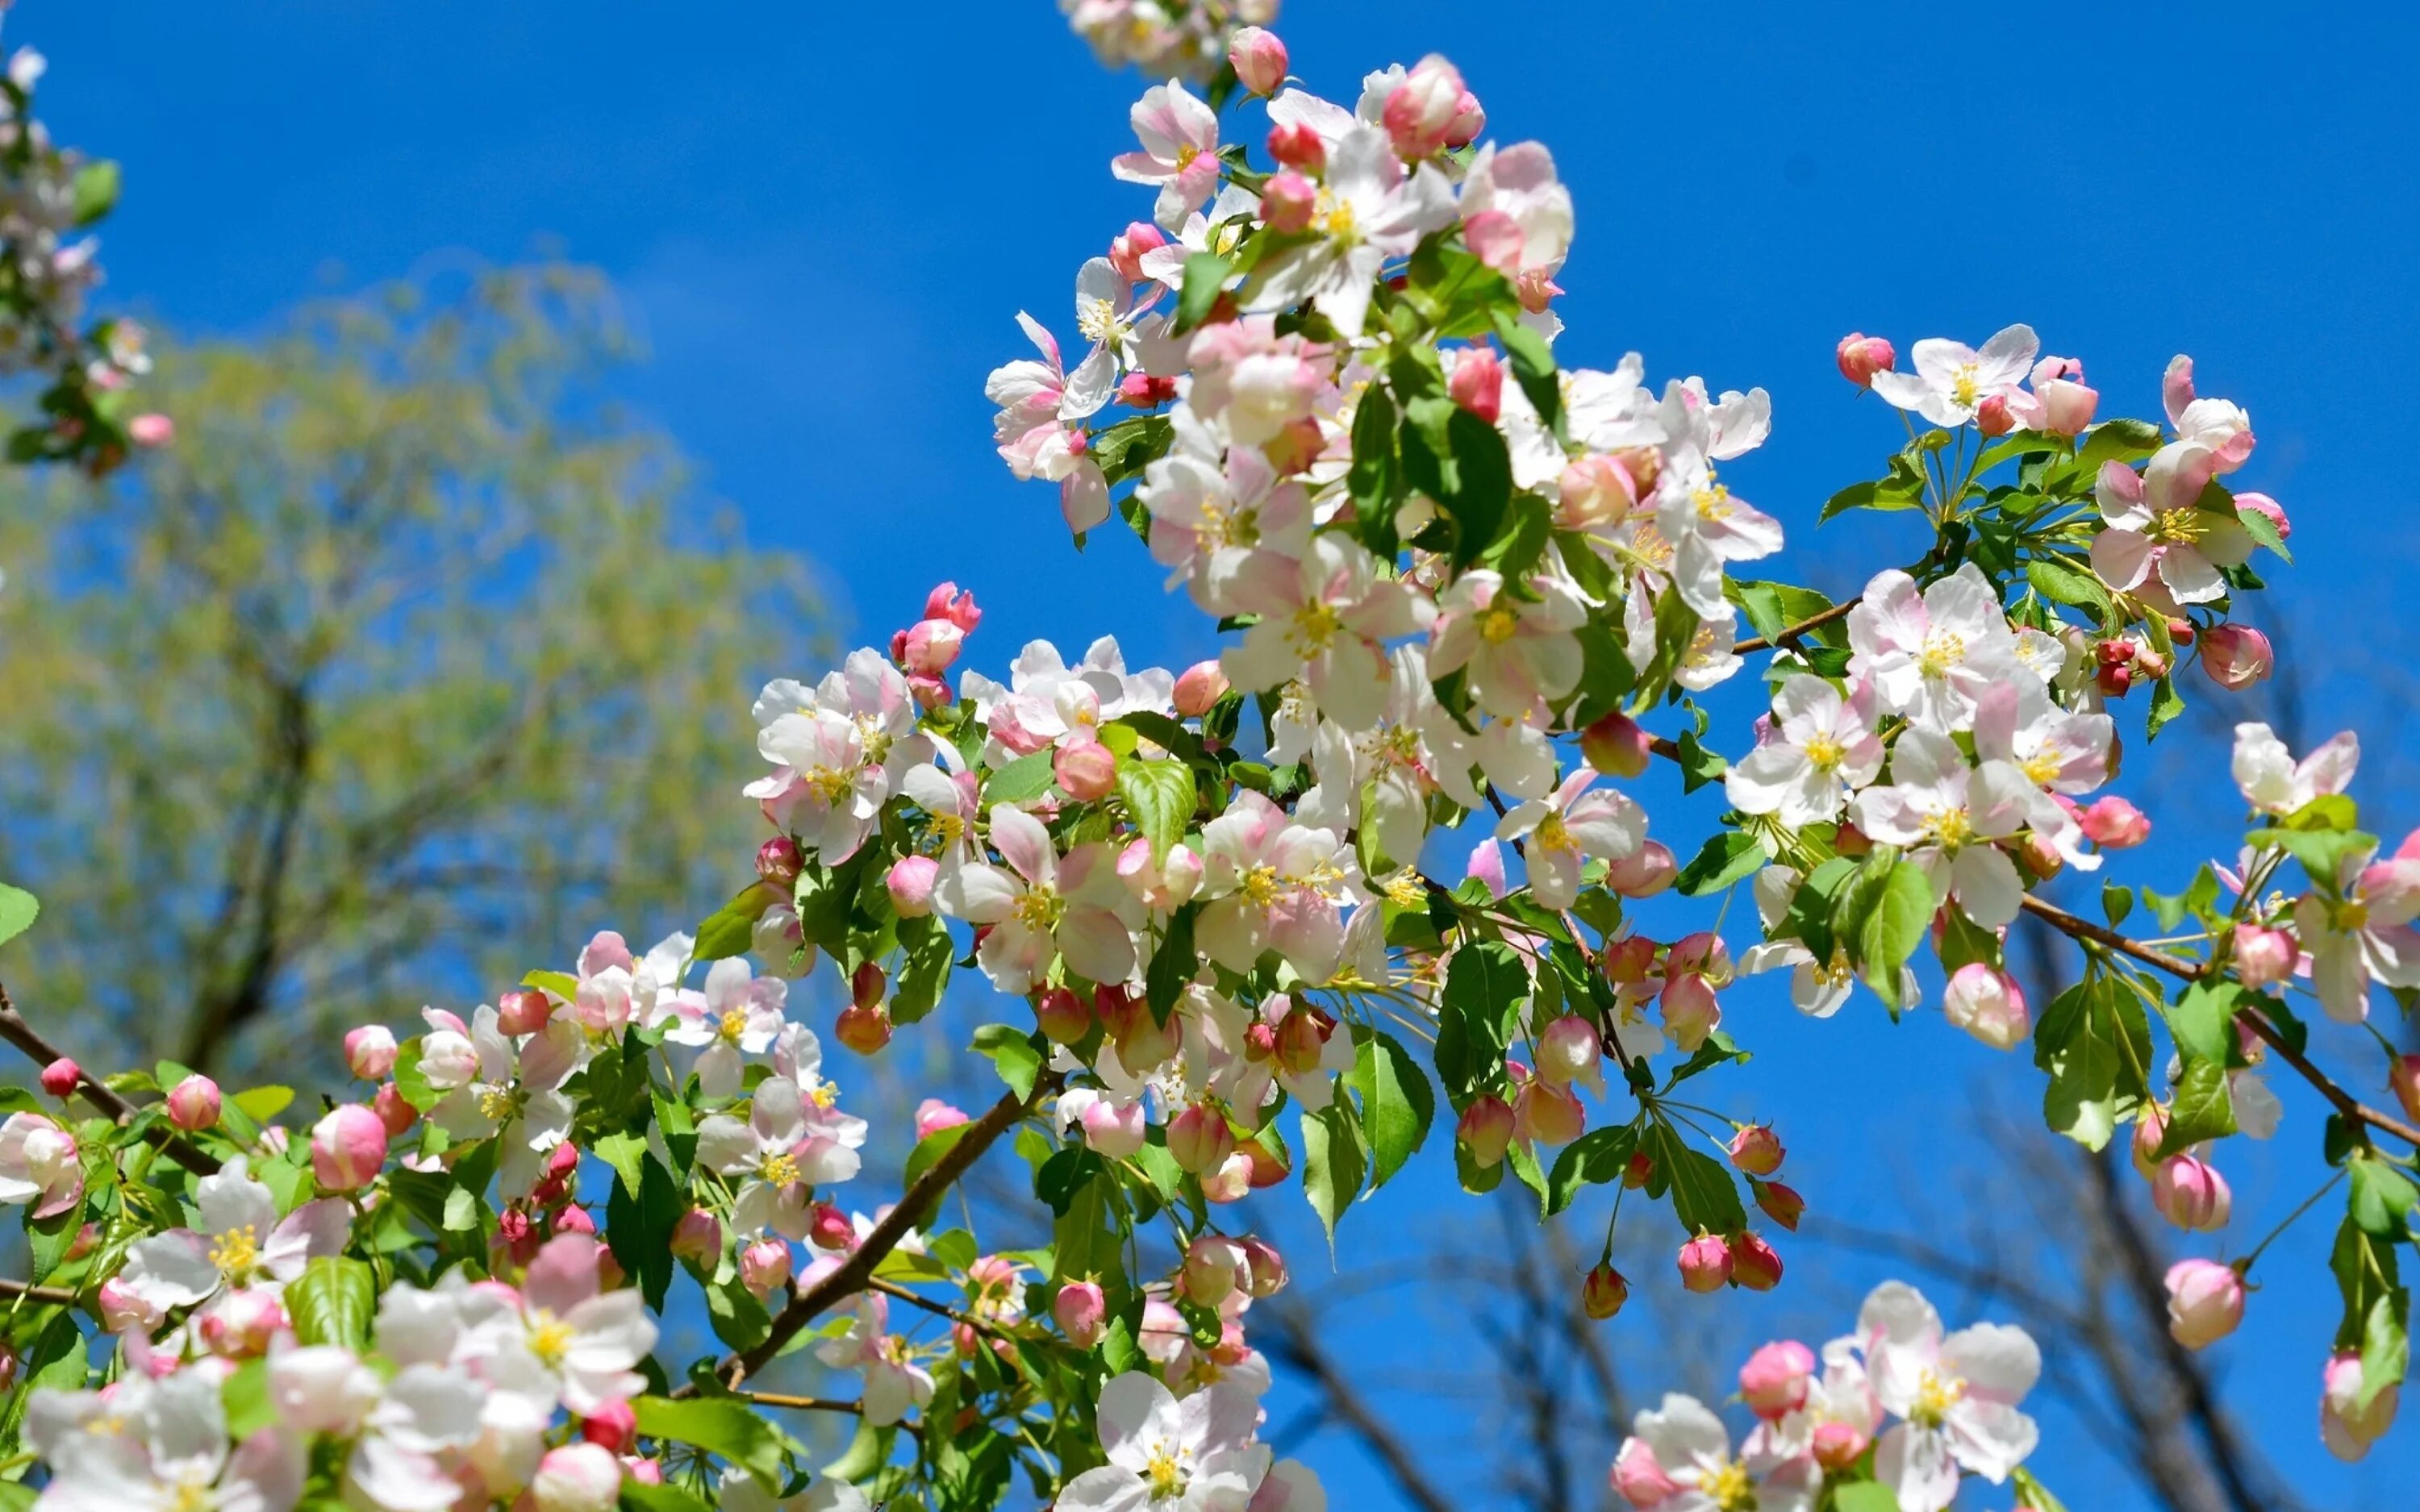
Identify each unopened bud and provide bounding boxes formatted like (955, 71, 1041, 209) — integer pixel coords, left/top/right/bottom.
(1108, 222, 1166, 283)
(1835, 333, 1896, 388)
(670, 1208, 723, 1264)
(1035, 985, 1092, 1045)
(1727, 1124, 1784, 1177)
(1055, 1280, 1107, 1347)
(38, 1058, 79, 1098)
(1239, 1235, 1288, 1297)
(2391, 1055, 2420, 1125)
(886, 855, 940, 918)
(1581, 1261, 1629, 1320)
(2236, 491, 2291, 539)
(1266, 121, 1325, 173)
(580, 1401, 637, 1455)
(916, 1098, 970, 1140)
(1754, 1179, 1806, 1231)
(2200, 624, 2274, 690)
(1607, 840, 1676, 898)
(2080, 795, 2151, 849)
(1730, 1233, 1784, 1292)
(756, 835, 803, 887)
(310, 1104, 389, 1191)
(1975, 394, 2015, 437)
(834, 1002, 892, 1055)
(495, 988, 553, 1037)
(1676, 1232, 1732, 1293)
(1580, 711, 1653, 779)
(1448, 347, 1504, 424)
(808, 1202, 855, 1252)
(373, 1081, 418, 1136)
(166, 1074, 222, 1132)
(2151, 1152, 2233, 1232)
(1228, 26, 1288, 96)
(2164, 1258, 2246, 1349)
(1513, 1080, 1585, 1146)
(1172, 660, 1229, 718)
(2236, 923, 2297, 989)
(344, 1025, 399, 1080)
(1167, 1102, 1236, 1174)
(1456, 1095, 1515, 1169)
(739, 1239, 792, 1299)
(1054, 738, 1119, 802)
(1739, 1340, 1816, 1418)
(1942, 963, 2030, 1051)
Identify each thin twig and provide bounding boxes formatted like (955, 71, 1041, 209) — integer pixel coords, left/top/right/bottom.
(1729, 595, 1862, 655)
(0, 1277, 80, 1305)
(733, 1391, 925, 1437)
(0, 980, 220, 1175)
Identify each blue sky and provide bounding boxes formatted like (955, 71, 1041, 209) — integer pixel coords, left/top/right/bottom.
(31, 0, 2420, 1506)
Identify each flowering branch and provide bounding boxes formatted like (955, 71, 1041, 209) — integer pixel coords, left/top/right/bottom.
(0, 978, 219, 1175)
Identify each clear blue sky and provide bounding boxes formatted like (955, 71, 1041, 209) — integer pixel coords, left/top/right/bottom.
(32, 1, 2420, 1506)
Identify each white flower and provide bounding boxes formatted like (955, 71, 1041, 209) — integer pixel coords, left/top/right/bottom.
(750, 709, 888, 864)
(1725, 677, 1884, 827)
(31, 1369, 304, 1512)
(1195, 789, 1362, 983)
(1654, 380, 1783, 618)
(115, 1156, 350, 1314)
(1846, 565, 2028, 733)
(512, 1234, 657, 1416)
(1244, 124, 1458, 338)
(1220, 534, 1434, 733)
(816, 1295, 935, 1427)
(1868, 324, 2038, 427)
(428, 1007, 582, 1198)
(1426, 568, 1588, 720)
(2089, 445, 2253, 606)
(0, 1111, 82, 1217)
(1613, 1392, 1817, 1512)
(1496, 768, 1647, 911)
(696, 1077, 859, 1239)
(1859, 1282, 2041, 1512)
(1057, 1372, 1272, 1512)
(936, 806, 1139, 993)
(659, 956, 788, 1101)
(2230, 722, 2357, 817)
(1849, 731, 2034, 928)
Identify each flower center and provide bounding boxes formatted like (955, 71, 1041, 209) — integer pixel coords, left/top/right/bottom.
(1174, 144, 1201, 171)
(2021, 749, 2062, 787)
(1916, 630, 1967, 679)
(1077, 295, 1124, 344)
(1701, 1456, 1756, 1512)
(169, 1475, 214, 1512)
(2151, 506, 2208, 544)
(1691, 481, 1734, 522)
(1312, 189, 1358, 243)
(1921, 806, 1974, 852)
(1533, 811, 1575, 853)
(209, 1224, 260, 1281)
(479, 1085, 521, 1123)
(1011, 882, 1066, 931)
(1288, 599, 1346, 654)
(1802, 734, 1845, 773)
(1478, 604, 1521, 644)
(1144, 1443, 1192, 1499)
(807, 1080, 841, 1110)
(1240, 862, 1282, 908)
(759, 1148, 802, 1188)
(1910, 1368, 1967, 1430)
(1951, 364, 1980, 410)
(719, 1006, 751, 1043)
(804, 764, 856, 803)
(528, 1312, 574, 1368)
(2330, 897, 2372, 932)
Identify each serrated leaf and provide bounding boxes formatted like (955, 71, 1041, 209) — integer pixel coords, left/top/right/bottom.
(982, 748, 1057, 805)
(1855, 859, 1933, 1010)
(1346, 1026, 1433, 1191)
(1675, 832, 1763, 898)
(1116, 757, 1197, 866)
(693, 883, 776, 963)
(2236, 504, 2293, 563)
(2026, 555, 2113, 616)
(0, 884, 38, 948)
(1436, 941, 1528, 1100)
(286, 1256, 376, 1350)
(1300, 1102, 1366, 1250)
(1544, 1124, 1638, 1218)
(969, 1023, 1042, 1101)
(1647, 1120, 1744, 1235)
(631, 1395, 788, 1490)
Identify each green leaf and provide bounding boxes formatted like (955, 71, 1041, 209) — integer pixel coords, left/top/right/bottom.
(2026, 555, 2113, 617)
(2245, 824, 2375, 882)
(1647, 1121, 1745, 1236)
(620, 1484, 715, 1512)
(2350, 1153, 2420, 1240)
(1347, 382, 1402, 556)
(2236, 504, 2293, 564)
(1116, 758, 1197, 866)
(982, 748, 1058, 804)
(1145, 904, 1200, 1027)
(1672, 731, 1727, 793)
(1493, 310, 1563, 433)
(1346, 1025, 1433, 1191)
(694, 882, 776, 963)
(2166, 981, 2240, 1068)
(1175, 252, 1232, 335)
(26, 1193, 84, 1282)
(1854, 859, 1933, 1010)
(594, 1130, 649, 1199)
(1819, 476, 1924, 522)
(2146, 674, 2187, 740)
(970, 1023, 1042, 1101)
(2362, 1286, 2410, 1413)
(2038, 978, 2151, 1151)
(1436, 941, 1528, 1100)
(286, 1257, 377, 1350)
(1089, 414, 1175, 487)
(2101, 881, 2134, 929)
(1300, 1101, 1366, 1250)
(70, 160, 121, 227)
(1675, 832, 1763, 898)
(891, 913, 952, 1026)
(2156, 1057, 2238, 1156)
(631, 1395, 788, 1491)
(232, 1085, 294, 1124)
(604, 1150, 682, 1311)
(1545, 1124, 1638, 1218)
(1831, 1485, 1902, 1512)
(2011, 1468, 2072, 1512)
(0, 884, 38, 948)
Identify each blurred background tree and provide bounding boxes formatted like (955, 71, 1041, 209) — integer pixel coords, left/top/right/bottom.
(0, 261, 821, 1080)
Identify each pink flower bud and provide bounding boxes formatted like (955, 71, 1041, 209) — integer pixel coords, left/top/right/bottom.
(1942, 963, 2030, 1050)
(1078, 1095, 1148, 1159)
(1255, 169, 1316, 235)
(310, 1104, 389, 1191)
(1658, 973, 1721, 1053)
(1834, 334, 1896, 388)
(834, 1002, 892, 1056)
(2199, 624, 2273, 690)
(1534, 1016, 1604, 1091)
(166, 1074, 221, 1132)
(755, 835, 803, 888)
(1612, 1439, 1680, 1506)
(1739, 1339, 1817, 1419)
(1055, 1279, 1108, 1347)
(2130, 1102, 2172, 1178)
(96, 1277, 162, 1335)
(1033, 985, 1091, 1046)
(1676, 1233, 1732, 1293)
(916, 1098, 970, 1140)
(2152, 1152, 2233, 1231)
(1273, 1006, 1330, 1077)
(1462, 209, 1525, 276)
(1554, 453, 1637, 529)
(1457, 1094, 1515, 1169)
(531, 1442, 624, 1512)
(2236, 923, 2297, 989)
(1119, 372, 1179, 409)
(1730, 1233, 1784, 1292)
(1201, 1149, 1254, 1203)
(2163, 1258, 2246, 1349)
(1812, 1421, 1870, 1470)
(1170, 660, 1229, 719)
(2235, 491, 2291, 540)
(1975, 394, 2016, 437)
(1167, 1103, 1236, 1174)
(886, 854, 940, 918)
(2324, 1348, 2402, 1461)
(128, 413, 175, 448)
(1266, 121, 1326, 173)
(1448, 347, 1504, 424)
(1054, 737, 1119, 801)
(344, 1025, 398, 1080)
(1445, 89, 1486, 149)
(1580, 711, 1653, 779)
(1582, 1261, 1630, 1321)
(1513, 1081, 1585, 1146)
(373, 1081, 418, 1137)
(2036, 377, 2099, 436)
(2080, 795, 2151, 848)
(739, 1238, 792, 1299)
(1606, 840, 1677, 899)
(1754, 1180, 1805, 1233)
(1239, 1235, 1288, 1297)
(802, 1202, 851, 1252)
(753, 905, 811, 977)
(1228, 25, 1288, 95)
(38, 1058, 79, 1098)
(495, 987, 554, 1038)
(1108, 222, 1166, 282)
(1382, 54, 1468, 159)
(581, 1400, 638, 1454)
(923, 581, 982, 631)
(1110, 986, 1183, 1069)
(1183, 1236, 1245, 1306)
(670, 1208, 722, 1264)
(1727, 1124, 1784, 1177)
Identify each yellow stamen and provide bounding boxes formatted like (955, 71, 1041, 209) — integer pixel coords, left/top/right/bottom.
(209, 1225, 259, 1280)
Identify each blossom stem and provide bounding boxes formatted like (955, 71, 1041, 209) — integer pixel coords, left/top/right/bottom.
(0, 979, 221, 1176)
(0, 1277, 79, 1305)
(2240, 1169, 2344, 1272)
(1729, 596, 1863, 656)
(866, 1276, 1012, 1339)
(733, 1390, 924, 1436)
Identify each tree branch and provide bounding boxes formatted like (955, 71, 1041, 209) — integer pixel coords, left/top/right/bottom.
(1729, 595, 1861, 655)
(0, 979, 220, 1175)
(1260, 1300, 1458, 1512)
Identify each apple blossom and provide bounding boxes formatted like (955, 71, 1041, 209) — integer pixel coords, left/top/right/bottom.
(2322, 1349, 2399, 1461)
(1940, 964, 2030, 1050)
(2164, 1259, 2246, 1349)
(1835, 333, 1895, 388)
(1583, 1261, 1630, 1321)
(2200, 623, 2274, 688)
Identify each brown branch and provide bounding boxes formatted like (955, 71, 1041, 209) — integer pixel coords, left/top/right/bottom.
(0, 1276, 81, 1305)
(1729, 594, 1862, 655)
(866, 1274, 1015, 1340)
(733, 1390, 923, 1436)
(0, 980, 220, 1175)
(682, 1071, 1062, 1393)
(1261, 1301, 1458, 1512)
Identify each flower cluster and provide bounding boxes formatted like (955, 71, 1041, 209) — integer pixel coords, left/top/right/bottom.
(1060, 0, 1279, 89)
